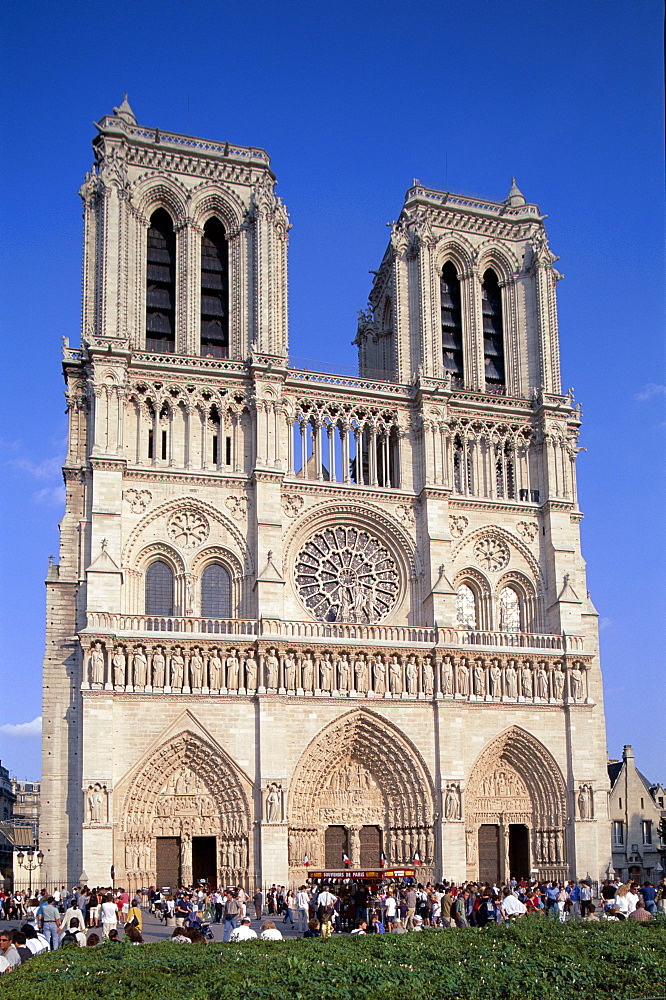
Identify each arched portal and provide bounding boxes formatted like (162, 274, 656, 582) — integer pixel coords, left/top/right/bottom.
(465, 727, 567, 883)
(118, 730, 251, 889)
(288, 710, 435, 877)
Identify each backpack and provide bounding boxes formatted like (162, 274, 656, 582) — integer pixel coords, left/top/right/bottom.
(61, 931, 79, 947)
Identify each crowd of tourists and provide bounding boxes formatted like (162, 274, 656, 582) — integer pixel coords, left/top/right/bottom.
(0, 875, 663, 971)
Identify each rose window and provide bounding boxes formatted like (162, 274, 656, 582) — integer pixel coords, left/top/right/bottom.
(295, 526, 399, 623)
(474, 536, 509, 572)
(167, 510, 209, 548)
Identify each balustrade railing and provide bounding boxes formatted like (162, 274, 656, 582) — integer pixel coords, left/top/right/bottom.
(83, 613, 584, 652)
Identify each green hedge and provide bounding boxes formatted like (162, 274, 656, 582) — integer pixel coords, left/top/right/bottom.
(3, 920, 664, 1000)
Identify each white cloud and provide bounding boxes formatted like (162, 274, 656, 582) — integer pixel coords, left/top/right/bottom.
(0, 717, 42, 739)
(32, 485, 66, 506)
(635, 383, 666, 402)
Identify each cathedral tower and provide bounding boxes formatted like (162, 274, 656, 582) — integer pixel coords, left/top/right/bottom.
(42, 100, 610, 890)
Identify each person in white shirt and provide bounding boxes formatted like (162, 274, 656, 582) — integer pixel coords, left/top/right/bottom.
(61, 905, 86, 936)
(500, 889, 527, 920)
(21, 924, 49, 955)
(229, 915, 257, 941)
(259, 920, 283, 941)
(100, 895, 119, 938)
(295, 886, 310, 933)
(384, 893, 397, 924)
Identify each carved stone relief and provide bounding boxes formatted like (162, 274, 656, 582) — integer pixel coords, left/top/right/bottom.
(225, 496, 248, 520)
(474, 535, 510, 572)
(124, 488, 152, 513)
(282, 495, 304, 517)
(449, 515, 468, 538)
(516, 521, 538, 542)
(86, 782, 108, 824)
(167, 510, 210, 548)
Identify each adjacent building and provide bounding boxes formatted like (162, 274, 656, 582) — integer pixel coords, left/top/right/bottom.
(41, 97, 611, 891)
(608, 746, 665, 884)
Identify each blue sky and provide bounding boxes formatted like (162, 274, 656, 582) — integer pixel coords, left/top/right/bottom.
(1, 0, 664, 781)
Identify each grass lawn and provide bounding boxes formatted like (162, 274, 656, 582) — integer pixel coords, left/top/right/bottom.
(2, 919, 664, 999)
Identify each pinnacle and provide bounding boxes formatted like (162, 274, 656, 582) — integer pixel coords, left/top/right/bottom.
(112, 93, 137, 125)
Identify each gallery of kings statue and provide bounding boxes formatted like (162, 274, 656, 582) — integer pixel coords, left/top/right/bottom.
(41, 97, 611, 892)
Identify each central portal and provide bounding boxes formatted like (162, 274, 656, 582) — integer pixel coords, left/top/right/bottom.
(508, 824, 529, 879)
(192, 836, 217, 885)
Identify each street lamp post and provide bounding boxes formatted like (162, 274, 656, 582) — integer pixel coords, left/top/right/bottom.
(16, 847, 44, 896)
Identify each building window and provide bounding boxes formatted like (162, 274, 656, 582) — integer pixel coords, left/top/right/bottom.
(456, 584, 477, 629)
(498, 586, 521, 632)
(481, 269, 505, 389)
(145, 560, 174, 616)
(201, 564, 232, 618)
(612, 820, 624, 846)
(441, 262, 463, 381)
(201, 218, 229, 358)
(642, 821, 652, 846)
(146, 209, 176, 354)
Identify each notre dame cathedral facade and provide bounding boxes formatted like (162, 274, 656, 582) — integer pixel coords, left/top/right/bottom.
(41, 97, 611, 890)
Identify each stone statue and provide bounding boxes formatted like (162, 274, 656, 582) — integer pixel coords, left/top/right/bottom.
(170, 647, 184, 689)
(87, 782, 107, 823)
(354, 654, 368, 694)
(552, 665, 564, 700)
(244, 651, 257, 691)
(266, 783, 281, 823)
(489, 660, 501, 697)
(458, 659, 469, 696)
(578, 784, 592, 819)
(442, 656, 454, 696)
(189, 647, 204, 688)
(90, 642, 105, 685)
(473, 661, 485, 697)
(283, 653, 296, 690)
(570, 665, 583, 701)
(536, 663, 548, 700)
(208, 649, 222, 689)
(226, 648, 240, 690)
(422, 656, 434, 697)
(444, 783, 461, 821)
(372, 655, 386, 694)
(265, 648, 279, 689)
(521, 664, 532, 699)
(505, 662, 518, 698)
(406, 656, 418, 695)
(133, 647, 148, 687)
(301, 653, 314, 691)
(152, 646, 166, 687)
(112, 647, 126, 687)
(389, 655, 402, 694)
(336, 654, 350, 691)
(319, 655, 332, 691)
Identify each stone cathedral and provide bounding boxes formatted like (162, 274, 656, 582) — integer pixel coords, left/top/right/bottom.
(42, 97, 611, 891)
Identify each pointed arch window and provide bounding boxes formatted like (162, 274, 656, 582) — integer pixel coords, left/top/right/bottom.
(441, 261, 464, 380)
(146, 209, 176, 354)
(200, 218, 229, 359)
(481, 269, 505, 389)
(145, 560, 174, 616)
(456, 584, 477, 629)
(498, 586, 521, 632)
(201, 563, 231, 618)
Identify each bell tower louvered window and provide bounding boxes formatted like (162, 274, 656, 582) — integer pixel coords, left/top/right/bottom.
(201, 563, 231, 618)
(481, 269, 505, 388)
(146, 209, 176, 354)
(441, 261, 464, 380)
(145, 560, 174, 616)
(200, 218, 229, 358)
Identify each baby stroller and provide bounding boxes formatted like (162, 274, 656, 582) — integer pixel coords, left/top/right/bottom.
(185, 911, 214, 940)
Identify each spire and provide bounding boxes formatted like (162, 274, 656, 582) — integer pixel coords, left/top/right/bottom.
(112, 94, 137, 126)
(505, 176, 526, 207)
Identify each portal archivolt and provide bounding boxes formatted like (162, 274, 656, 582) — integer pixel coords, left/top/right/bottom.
(288, 710, 435, 872)
(465, 726, 567, 882)
(118, 730, 251, 886)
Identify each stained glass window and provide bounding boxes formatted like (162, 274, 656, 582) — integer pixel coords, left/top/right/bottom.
(201, 563, 231, 618)
(145, 560, 174, 616)
(498, 586, 520, 632)
(456, 584, 477, 629)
